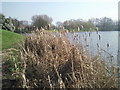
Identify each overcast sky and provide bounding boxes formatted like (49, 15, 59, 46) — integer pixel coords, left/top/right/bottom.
(1, 0, 119, 24)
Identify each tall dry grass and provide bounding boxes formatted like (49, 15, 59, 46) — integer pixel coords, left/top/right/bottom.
(15, 30, 118, 88)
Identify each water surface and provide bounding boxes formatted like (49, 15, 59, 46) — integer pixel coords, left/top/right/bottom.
(68, 31, 118, 65)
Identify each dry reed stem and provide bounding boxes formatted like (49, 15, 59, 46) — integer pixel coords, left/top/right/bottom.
(16, 30, 118, 88)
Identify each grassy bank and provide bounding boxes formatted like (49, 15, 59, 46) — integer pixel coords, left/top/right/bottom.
(1, 29, 24, 50)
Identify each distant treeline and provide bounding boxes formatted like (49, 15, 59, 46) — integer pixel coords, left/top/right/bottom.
(56, 17, 118, 31)
(0, 13, 118, 33)
(88, 17, 118, 31)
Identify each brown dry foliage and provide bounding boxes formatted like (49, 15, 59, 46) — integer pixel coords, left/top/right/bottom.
(17, 30, 118, 88)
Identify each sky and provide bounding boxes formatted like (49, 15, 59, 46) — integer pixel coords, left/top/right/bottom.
(1, 0, 119, 25)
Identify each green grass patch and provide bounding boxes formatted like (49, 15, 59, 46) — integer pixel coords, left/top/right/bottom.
(1, 29, 24, 50)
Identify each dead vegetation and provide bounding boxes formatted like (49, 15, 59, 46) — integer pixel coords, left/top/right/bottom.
(2, 30, 118, 88)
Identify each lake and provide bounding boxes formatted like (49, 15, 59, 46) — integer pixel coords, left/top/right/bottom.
(67, 31, 118, 65)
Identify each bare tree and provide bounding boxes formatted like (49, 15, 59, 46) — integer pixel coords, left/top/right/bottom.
(31, 15, 52, 29)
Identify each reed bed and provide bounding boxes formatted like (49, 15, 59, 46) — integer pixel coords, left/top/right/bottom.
(7, 30, 118, 88)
